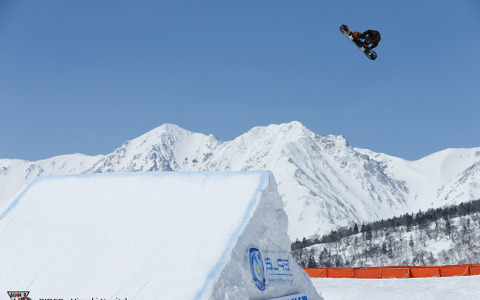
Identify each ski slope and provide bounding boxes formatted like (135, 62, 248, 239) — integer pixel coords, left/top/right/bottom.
(0, 171, 321, 299)
(312, 276, 480, 300)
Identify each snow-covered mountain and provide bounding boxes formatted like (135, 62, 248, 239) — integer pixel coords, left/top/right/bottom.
(1, 121, 480, 240)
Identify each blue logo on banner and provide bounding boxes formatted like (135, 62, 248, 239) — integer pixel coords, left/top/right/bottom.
(249, 247, 266, 291)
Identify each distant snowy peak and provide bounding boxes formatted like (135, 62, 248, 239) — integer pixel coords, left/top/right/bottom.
(438, 161, 480, 205)
(89, 124, 220, 173)
(356, 146, 480, 211)
(0, 121, 479, 240)
(245, 121, 314, 141)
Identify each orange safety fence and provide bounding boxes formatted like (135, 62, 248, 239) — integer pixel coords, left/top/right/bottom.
(410, 266, 440, 278)
(355, 268, 382, 279)
(327, 267, 355, 278)
(381, 268, 411, 279)
(440, 264, 471, 277)
(305, 264, 480, 279)
(304, 268, 327, 278)
(471, 265, 480, 275)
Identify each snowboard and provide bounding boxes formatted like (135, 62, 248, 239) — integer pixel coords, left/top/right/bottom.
(340, 25, 377, 61)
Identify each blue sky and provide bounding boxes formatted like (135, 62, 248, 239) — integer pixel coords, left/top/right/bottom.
(0, 0, 479, 161)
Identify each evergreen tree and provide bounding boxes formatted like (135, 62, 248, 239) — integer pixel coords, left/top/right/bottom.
(353, 223, 359, 234)
(307, 253, 318, 268)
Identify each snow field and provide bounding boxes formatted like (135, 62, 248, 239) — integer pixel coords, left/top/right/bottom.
(0, 171, 321, 300)
(312, 275, 480, 300)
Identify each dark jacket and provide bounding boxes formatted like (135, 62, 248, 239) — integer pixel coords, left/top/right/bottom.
(359, 30, 381, 49)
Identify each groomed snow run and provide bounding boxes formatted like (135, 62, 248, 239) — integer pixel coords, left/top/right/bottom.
(312, 276, 480, 300)
(0, 171, 322, 300)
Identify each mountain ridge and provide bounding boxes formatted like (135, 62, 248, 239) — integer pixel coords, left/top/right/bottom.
(1, 121, 480, 240)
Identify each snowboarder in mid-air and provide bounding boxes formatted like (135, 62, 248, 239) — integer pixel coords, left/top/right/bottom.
(340, 25, 381, 60)
(353, 30, 381, 50)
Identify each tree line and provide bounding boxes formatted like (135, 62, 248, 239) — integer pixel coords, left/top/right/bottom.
(292, 198, 480, 252)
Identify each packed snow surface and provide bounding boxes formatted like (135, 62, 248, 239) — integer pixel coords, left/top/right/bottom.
(0, 171, 321, 299)
(312, 276, 480, 300)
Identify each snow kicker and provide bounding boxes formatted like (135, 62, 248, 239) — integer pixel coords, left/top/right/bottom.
(0, 171, 322, 300)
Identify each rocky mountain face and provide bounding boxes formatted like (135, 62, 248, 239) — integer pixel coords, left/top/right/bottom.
(1, 121, 479, 240)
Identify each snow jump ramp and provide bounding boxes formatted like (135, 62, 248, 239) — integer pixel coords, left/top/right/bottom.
(0, 171, 322, 300)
